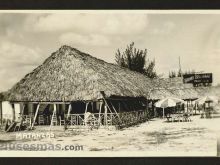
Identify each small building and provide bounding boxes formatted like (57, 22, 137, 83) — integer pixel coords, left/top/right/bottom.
(2, 45, 154, 129)
(1, 46, 205, 128)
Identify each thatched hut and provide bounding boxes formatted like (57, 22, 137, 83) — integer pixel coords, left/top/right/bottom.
(1, 45, 204, 128)
(3, 45, 155, 128)
(147, 78, 200, 117)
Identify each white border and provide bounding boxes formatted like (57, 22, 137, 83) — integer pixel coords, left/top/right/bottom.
(0, 9, 218, 157)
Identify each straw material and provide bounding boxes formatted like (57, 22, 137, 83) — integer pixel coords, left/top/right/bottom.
(5, 45, 154, 102)
(3, 46, 209, 102)
(149, 78, 199, 100)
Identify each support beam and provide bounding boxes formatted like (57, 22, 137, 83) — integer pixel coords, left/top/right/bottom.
(50, 104, 57, 129)
(99, 91, 113, 113)
(91, 102, 94, 112)
(163, 108, 165, 119)
(67, 104, 72, 118)
(101, 96, 120, 121)
(104, 105, 108, 126)
(118, 102, 121, 113)
(101, 99, 112, 113)
(84, 102, 89, 113)
(110, 102, 118, 114)
(31, 104, 40, 129)
(98, 101, 103, 125)
(20, 103, 25, 123)
(145, 100, 149, 114)
(110, 101, 122, 123)
(11, 103, 15, 122)
(20, 103, 26, 116)
(194, 102, 197, 115)
(187, 101, 189, 113)
(84, 103, 89, 126)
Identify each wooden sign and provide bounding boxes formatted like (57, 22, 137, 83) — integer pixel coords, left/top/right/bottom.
(183, 73, 212, 85)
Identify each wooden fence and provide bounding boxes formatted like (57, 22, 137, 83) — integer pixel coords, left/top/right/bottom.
(0, 110, 149, 130)
(65, 110, 149, 129)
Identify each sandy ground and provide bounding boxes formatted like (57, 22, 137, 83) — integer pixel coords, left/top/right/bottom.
(0, 110, 220, 156)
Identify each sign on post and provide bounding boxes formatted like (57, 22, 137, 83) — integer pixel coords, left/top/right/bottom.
(183, 73, 212, 87)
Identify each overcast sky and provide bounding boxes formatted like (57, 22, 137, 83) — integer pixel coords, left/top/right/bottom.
(0, 12, 220, 92)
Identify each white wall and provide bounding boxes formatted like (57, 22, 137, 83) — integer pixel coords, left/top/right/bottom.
(2, 101, 21, 120)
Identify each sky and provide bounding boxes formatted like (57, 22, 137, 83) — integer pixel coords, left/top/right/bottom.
(0, 11, 220, 92)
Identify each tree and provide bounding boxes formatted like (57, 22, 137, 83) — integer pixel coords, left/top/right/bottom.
(169, 71, 176, 78)
(169, 69, 196, 78)
(183, 69, 196, 76)
(145, 59, 157, 78)
(115, 42, 157, 78)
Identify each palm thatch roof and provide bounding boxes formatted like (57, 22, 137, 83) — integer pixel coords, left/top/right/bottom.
(148, 88, 199, 100)
(5, 45, 155, 102)
(4, 45, 203, 102)
(195, 86, 220, 99)
(149, 78, 199, 100)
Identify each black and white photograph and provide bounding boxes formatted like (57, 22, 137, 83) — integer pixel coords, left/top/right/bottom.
(0, 10, 220, 157)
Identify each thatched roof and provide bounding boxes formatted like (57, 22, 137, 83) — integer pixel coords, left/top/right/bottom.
(149, 78, 199, 100)
(5, 45, 155, 102)
(148, 88, 199, 100)
(4, 45, 204, 102)
(195, 86, 220, 99)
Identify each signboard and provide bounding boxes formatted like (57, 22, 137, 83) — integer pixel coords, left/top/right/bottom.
(183, 74, 195, 84)
(183, 73, 212, 86)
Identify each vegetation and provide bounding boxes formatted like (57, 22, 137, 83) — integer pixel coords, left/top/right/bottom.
(6, 45, 159, 101)
(115, 42, 157, 78)
(169, 69, 196, 78)
(169, 71, 177, 78)
(183, 70, 196, 75)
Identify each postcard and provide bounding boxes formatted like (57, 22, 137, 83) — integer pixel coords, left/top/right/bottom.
(0, 10, 219, 157)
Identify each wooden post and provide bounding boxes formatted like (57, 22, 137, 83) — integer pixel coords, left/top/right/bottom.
(31, 104, 40, 129)
(163, 107, 165, 119)
(50, 104, 56, 128)
(146, 99, 149, 117)
(110, 101, 119, 115)
(84, 102, 89, 126)
(67, 104, 72, 118)
(110, 101, 122, 124)
(100, 91, 121, 123)
(20, 103, 25, 116)
(152, 101, 156, 117)
(104, 105, 108, 126)
(119, 102, 121, 113)
(195, 102, 197, 115)
(11, 103, 15, 121)
(91, 102, 94, 113)
(85, 102, 89, 113)
(98, 101, 103, 125)
(104, 100, 112, 113)
(20, 103, 25, 123)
